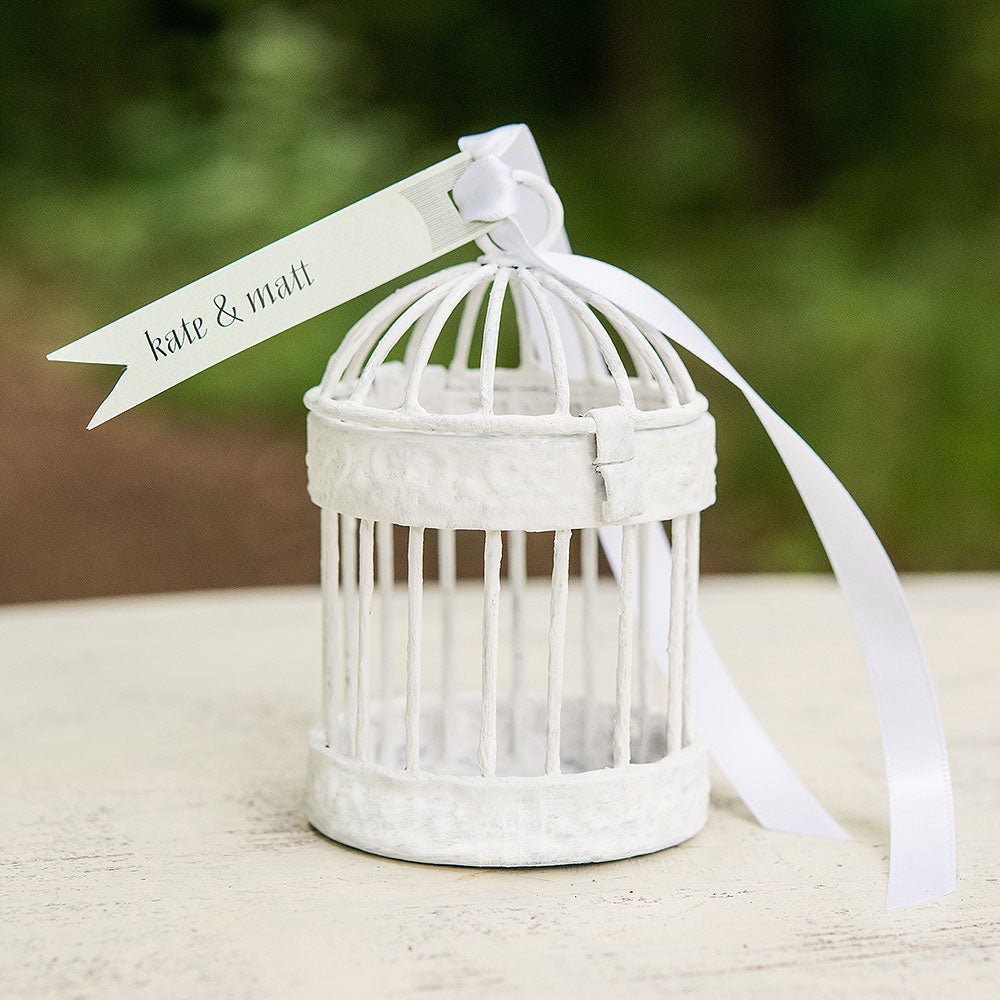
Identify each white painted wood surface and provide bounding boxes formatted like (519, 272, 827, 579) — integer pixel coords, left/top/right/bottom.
(2, 575, 997, 998)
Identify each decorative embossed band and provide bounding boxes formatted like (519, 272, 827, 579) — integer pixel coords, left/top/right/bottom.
(306, 408, 716, 531)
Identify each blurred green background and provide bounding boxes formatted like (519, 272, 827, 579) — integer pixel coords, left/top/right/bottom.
(1, 1, 997, 598)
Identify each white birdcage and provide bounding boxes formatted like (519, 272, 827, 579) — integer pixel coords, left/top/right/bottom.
(303, 193, 717, 866)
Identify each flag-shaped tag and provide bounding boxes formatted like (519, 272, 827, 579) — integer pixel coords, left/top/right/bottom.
(48, 153, 493, 428)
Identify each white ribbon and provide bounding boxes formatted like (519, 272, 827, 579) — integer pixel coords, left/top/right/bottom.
(456, 125, 955, 908)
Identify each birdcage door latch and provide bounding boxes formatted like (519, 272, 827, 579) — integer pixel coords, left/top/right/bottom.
(589, 405, 645, 522)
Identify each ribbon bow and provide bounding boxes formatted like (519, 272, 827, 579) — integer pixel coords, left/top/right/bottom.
(454, 125, 955, 909)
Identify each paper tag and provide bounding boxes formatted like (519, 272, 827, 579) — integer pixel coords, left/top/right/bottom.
(48, 153, 493, 428)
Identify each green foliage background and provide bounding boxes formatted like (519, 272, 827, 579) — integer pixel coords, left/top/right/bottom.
(2, 1, 997, 570)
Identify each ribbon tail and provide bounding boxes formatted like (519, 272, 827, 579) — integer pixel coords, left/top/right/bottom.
(693, 617, 850, 840)
(541, 251, 956, 908)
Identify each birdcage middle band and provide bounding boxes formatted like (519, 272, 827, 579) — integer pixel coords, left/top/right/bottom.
(307, 410, 716, 531)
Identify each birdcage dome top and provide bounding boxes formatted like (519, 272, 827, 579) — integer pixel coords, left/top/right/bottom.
(304, 258, 708, 437)
(304, 256, 717, 533)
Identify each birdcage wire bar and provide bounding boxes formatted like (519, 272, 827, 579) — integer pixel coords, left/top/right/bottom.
(318, 514, 699, 777)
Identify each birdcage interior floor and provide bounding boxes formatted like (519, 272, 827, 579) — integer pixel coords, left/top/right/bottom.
(323, 693, 674, 776)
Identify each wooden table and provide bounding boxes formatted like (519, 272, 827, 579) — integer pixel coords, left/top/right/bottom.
(2, 576, 997, 998)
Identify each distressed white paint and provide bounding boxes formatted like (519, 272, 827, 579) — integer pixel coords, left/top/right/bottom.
(405, 527, 423, 772)
(614, 523, 636, 767)
(507, 528, 527, 757)
(309, 718, 708, 867)
(306, 406, 715, 532)
(479, 530, 502, 777)
(438, 526, 456, 759)
(305, 261, 715, 865)
(545, 529, 570, 776)
(320, 508, 340, 748)
(356, 519, 374, 760)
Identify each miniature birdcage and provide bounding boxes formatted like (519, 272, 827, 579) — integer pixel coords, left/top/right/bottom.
(303, 203, 717, 866)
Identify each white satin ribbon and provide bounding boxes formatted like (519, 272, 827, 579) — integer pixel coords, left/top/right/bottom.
(457, 125, 955, 908)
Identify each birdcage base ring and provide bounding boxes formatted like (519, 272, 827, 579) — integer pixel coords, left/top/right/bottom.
(307, 695, 709, 867)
